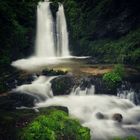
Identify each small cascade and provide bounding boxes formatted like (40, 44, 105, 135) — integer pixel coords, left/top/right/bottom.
(37, 95, 140, 139)
(13, 76, 55, 101)
(117, 81, 140, 104)
(71, 85, 95, 95)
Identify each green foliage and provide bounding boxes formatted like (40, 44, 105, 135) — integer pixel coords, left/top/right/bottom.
(113, 136, 138, 140)
(52, 76, 74, 95)
(21, 110, 90, 140)
(103, 64, 124, 88)
(103, 71, 122, 88)
(0, 0, 38, 66)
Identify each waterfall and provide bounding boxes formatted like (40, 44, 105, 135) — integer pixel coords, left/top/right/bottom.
(35, 1, 55, 57)
(56, 4, 70, 57)
(35, 1, 70, 58)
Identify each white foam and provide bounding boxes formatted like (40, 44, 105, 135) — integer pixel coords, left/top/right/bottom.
(11, 56, 89, 71)
(36, 95, 140, 139)
(12, 76, 55, 100)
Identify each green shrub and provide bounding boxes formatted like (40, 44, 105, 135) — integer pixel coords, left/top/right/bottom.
(103, 71, 122, 88)
(21, 110, 90, 140)
(103, 64, 124, 88)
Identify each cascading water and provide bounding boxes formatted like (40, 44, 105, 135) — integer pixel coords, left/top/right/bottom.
(117, 81, 140, 105)
(56, 4, 70, 57)
(35, 1, 70, 57)
(13, 76, 55, 101)
(71, 85, 95, 95)
(12, 75, 140, 139)
(10, 0, 140, 139)
(35, 1, 55, 57)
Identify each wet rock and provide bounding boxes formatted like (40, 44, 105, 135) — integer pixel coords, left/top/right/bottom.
(6, 73, 36, 90)
(42, 69, 67, 76)
(51, 75, 75, 95)
(80, 78, 92, 90)
(112, 113, 123, 122)
(0, 92, 39, 110)
(95, 112, 104, 119)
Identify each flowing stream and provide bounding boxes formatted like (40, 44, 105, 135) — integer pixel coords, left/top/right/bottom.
(11, 1, 72, 71)
(13, 75, 140, 140)
(11, 1, 140, 139)
(35, 1, 55, 57)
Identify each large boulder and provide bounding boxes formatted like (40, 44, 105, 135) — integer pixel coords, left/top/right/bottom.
(0, 92, 39, 110)
(51, 75, 76, 96)
(78, 76, 118, 95)
(112, 113, 123, 122)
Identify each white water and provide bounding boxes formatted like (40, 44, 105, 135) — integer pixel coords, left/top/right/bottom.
(56, 4, 70, 56)
(35, 1, 70, 57)
(12, 75, 140, 139)
(11, 56, 89, 71)
(35, 1, 55, 57)
(11, 1, 90, 71)
(117, 89, 136, 103)
(117, 82, 140, 104)
(37, 95, 140, 140)
(12, 76, 55, 100)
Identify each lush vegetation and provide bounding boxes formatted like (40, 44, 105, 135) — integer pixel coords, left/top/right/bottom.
(103, 64, 125, 88)
(21, 110, 90, 140)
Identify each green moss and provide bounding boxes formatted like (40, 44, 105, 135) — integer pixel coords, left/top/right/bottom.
(21, 110, 90, 140)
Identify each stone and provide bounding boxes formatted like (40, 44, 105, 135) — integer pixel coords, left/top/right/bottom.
(95, 112, 104, 119)
(112, 113, 123, 122)
(51, 75, 75, 95)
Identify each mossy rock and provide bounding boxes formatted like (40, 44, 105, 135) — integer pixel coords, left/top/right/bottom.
(0, 106, 69, 140)
(51, 75, 75, 95)
(21, 110, 90, 140)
